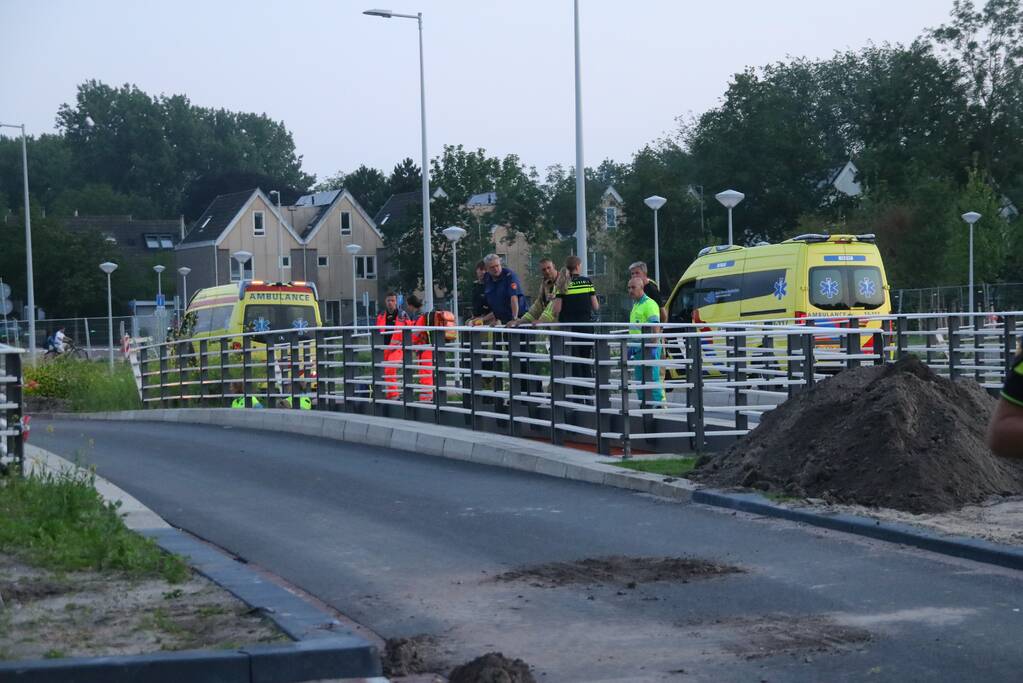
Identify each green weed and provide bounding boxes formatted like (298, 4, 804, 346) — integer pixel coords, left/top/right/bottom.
(0, 466, 186, 582)
(25, 358, 140, 412)
(609, 457, 697, 477)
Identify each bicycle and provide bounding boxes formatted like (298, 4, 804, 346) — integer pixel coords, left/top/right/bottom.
(44, 339, 89, 360)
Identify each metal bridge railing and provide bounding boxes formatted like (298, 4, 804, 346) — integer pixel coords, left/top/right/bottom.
(0, 343, 26, 476)
(130, 312, 1021, 456)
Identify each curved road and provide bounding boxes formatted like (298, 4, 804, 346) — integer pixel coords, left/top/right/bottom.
(34, 418, 1023, 682)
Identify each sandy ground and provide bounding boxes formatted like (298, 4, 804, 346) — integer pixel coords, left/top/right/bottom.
(784, 495, 1023, 547)
(0, 553, 288, 661)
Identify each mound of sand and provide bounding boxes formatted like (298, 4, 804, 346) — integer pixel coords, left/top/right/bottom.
(694, 357, 1023, 513)
(448, 652, 536, 683)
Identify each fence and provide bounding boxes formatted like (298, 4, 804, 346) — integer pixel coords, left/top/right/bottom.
(894, 283, 1023, 314)
(131, 311, 1021, 456)
(0, 343, 26, 475)
(1, 316, 139, 354)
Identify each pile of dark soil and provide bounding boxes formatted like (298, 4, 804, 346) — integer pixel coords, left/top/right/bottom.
(493, 556, 741, 587)
(694, 357, 1023, 513)
(381, 636, 434, 677)
(448, 652, 536, 683)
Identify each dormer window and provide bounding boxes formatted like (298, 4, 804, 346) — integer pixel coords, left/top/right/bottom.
(340, 211, 352, 235)
(605, 207, 617, 229)
(253, 211, 265, 236)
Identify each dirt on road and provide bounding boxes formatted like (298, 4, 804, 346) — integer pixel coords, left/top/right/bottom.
(694, 357, 1023, 513)
(493, 556, 742, 588)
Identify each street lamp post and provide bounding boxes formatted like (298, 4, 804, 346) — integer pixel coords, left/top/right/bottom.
(962, 211, 981, 314)
(346, 244, 363, 329)
(231, 251, 253, 284)
(643, 196, 667, 285)
(178, 266, 191, 314)
(715, 189, 745, 246)
(574, 0, 587, 274)
(1, 122, 36, 360)
(99, 262, 118, 371)
(269, 190, 284, 282)
(364, 8, 435, 311)
(153, 265, 165, 303)
(442, 226, 467, 322)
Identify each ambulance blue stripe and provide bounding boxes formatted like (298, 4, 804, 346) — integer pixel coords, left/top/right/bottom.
(823, 255, 866, 262)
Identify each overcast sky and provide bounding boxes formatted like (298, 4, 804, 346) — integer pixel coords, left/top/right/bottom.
(4, 0, 955, 182)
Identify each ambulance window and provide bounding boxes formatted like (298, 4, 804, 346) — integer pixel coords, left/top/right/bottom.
(694, 274, 742, 306)
(851, 267, 884, 308)
(193, 308, 214, 333)
(670, 281, 696, 323)
(209, 306, 234, 330)
(740, 269, 787, 300)
(809, 267, 846, 309)
(244, 304, 318, 333)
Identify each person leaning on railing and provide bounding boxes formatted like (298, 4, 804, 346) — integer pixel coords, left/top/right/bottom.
(988, 344, 1023, 458)
(627, 276, 665, 404)
(507, 257, 557, 328)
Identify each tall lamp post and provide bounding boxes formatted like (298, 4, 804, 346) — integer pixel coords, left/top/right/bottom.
(231, 251, 252, 284)
(442, 226, 467, 322)
(1, 122, 36, 360)
(573, 0, 587, 274)
(364, 8, 435, 311)
(346, 244, 362, 329)
(269, 190, 284, 282)
(153, 265, 165, 304)
(715, 189, 744, 246)
(99, 262, 117, 371)
(643, 196, 667, 285)
(178, 266, 191, 314)
(962, 211, 981, 314)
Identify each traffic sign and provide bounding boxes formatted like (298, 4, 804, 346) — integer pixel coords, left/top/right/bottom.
(156, 293, 166, 307)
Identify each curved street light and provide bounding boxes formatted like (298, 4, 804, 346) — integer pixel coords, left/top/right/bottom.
(643, 196, 667, 285)
(962, 211, 981, 314)
(99, 262, 118, 371)
(715, 189, 744, 246)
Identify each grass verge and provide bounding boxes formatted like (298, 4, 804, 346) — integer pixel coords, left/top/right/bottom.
(0, 466, 186, 582)
(609, 457, 697, 478)
(25, 358, 141, 412)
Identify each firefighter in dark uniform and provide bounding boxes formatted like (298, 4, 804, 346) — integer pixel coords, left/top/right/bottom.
(989, 343, 1023, 458)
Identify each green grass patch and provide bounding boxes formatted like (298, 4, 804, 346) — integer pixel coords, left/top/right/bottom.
(25, 358, 140, 412)
(609, 457, 697, 477)
(0, 466, 186, 582)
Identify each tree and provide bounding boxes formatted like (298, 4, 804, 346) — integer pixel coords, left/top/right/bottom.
(51, 183, 160, 218)
(388, 158, 421, 194)
(314, 165, 390, 216)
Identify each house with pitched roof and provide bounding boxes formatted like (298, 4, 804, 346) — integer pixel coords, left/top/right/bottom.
(175, 188, 384, 324)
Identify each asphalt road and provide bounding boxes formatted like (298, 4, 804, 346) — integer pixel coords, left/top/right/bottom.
(34, 418, 1023, 682)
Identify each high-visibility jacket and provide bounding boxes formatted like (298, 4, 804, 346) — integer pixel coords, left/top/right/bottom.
(231, 396, 263, 409)
(375, 309, 410, 347)
(409, 313, 430, 346)
(1004, 353, 1023, 407)
(282, 395, 313, 410)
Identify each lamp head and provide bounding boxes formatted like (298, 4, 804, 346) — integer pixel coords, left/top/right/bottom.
(443, 226, 467, 243)
(99, 262, 118, 275)
(363, 9, 394, 17)
(345, 244, 363, 255)
(178, 266, 191, 277)
(232, 250, 253, 264)
(715, 189, 745, 209)
(644, 195, 667, 211)
(152, 264, 166, 274)
(962, 211, 982, 225)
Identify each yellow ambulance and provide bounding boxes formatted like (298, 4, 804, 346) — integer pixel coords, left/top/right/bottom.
(664, 234, 891, 371)
(182, 280, 322, 356)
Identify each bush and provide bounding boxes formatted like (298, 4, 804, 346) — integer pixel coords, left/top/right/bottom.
(0, 465, 187, 582)
(24, 358, 140, 412)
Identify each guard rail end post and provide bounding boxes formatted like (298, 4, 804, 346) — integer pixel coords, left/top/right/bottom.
(432, 324, 444, 424)
(369, 327, 381, 415)
(549, 333, 565, 446)
(684, 335, 697, 440)
(219, 341, 228, 406)
(895, 316, 906, 361)
(242, 335, 252, 408)
(803, 331, 816, 388)
(342, 328, 355, 410)
(619, 338, 631, 459)
(786, 333, 798, 397)
(198, 339, 208, 405)
(685, 335, 705, 451)
(470, 331, 482, 431)
(732, 330, 748, 433)
(949, 320, 959, 381)
(872, 331, 884, 366)
(507, 332, 521, 437)
(595, 336, 610, 456)
(973, 313, 983, 384)
(290, 333, 300, 409)
(265, 344, 274, 409)
(1005, 315, 1018, 380)
(314, 329, 326, 411)
(8, 350, 24, 476)
(401, 328, 414, 417)
(139, 346, 148, 407)
(158, 343, 168, 408)
(846, 317, 860, 369)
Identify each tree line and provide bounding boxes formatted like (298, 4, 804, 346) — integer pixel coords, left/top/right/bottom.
(1, 0, 1020, 316)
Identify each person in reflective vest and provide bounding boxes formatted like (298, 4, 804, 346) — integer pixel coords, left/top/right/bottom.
(375, 292, 410, 400)
(628, 276, 664, 404)
(282, 395, 313, 410)
(230, 383, 264, 408)
(404, 294, 434, 402)
(989, 343, 1023, 458)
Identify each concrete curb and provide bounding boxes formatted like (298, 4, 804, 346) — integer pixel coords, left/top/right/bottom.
(58, 408, 699, 503)
(692, 489, 1023, 572)
(1, 446, 384, 683)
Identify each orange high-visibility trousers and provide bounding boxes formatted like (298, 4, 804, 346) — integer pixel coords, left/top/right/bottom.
(383, 347, 402, 399)
(417, 349, 434, 401)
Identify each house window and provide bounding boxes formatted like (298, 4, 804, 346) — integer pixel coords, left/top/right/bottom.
(605, 207, 617, 229)
(340, 211, 352, 235)
(144, 233, 175, 249)
(253, 211, 265, 236)
(586, 252, 607, 277)
(355, 255, 377, 280)
(318, 256, 329, 268)
(325, 300, 341, 325)
(230, 259, 254, 282)
(280, 255, 291, 268)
